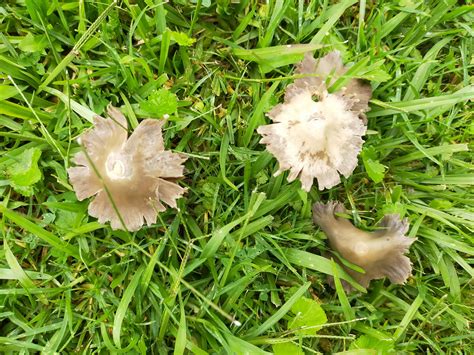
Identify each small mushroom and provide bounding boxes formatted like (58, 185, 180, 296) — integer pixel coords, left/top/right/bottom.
(68, 105, 187, 231)
(257, 51, 372, 191)
(313, 201, 416, 291)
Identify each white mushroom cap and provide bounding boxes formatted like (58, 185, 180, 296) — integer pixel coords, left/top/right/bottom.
(257, 51, 372, 191)
(68, 105, 187, 231)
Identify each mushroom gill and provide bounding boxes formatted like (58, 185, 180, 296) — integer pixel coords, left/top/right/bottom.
(257, 51, 372, 191)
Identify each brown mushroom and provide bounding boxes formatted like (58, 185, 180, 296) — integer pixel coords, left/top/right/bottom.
(313, 201, 416, 291)
(68, 105, 187, 231)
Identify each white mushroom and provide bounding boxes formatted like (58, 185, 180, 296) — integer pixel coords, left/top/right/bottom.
(257, 51, 372, 191)
(68, 105, 187, 231)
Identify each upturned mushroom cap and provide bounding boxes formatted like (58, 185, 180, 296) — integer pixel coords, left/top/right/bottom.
(68, 105, 187, 231)
(257, 51, 372, 191)
(312, 201, 416, 292)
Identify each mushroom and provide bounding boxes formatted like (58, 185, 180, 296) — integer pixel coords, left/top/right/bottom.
(313, 201, 416, 291)
(68, 105, 187, 231)
(257, 51, 372, 191)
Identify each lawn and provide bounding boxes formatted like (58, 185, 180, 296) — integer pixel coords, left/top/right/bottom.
(0, 0, 473, 353)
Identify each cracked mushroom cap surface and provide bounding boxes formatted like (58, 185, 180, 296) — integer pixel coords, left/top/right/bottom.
(257, 51, 372, 191)
(313, 201, 416, 291)
(68, 105, 187, 231)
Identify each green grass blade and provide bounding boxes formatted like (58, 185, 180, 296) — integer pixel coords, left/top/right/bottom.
(3, 241, 34, 290)
(0, 205, 82, 261)
(39, 0, 118, 90)
(369, 86, 474, 117)
(390, 144, 468, 165)
(242, 81, 278, 147)
(174, 299, 187, 355)
(310, 0, 358, 44)
(113, 267, 144, 349)
(0, 100, 51, 121)
(43, 87, 97, 123)
(245, 281, 311, 338)
(332, 260, 355, 321)
(233, 43, 325, 73)
(282, 248, 366, 292)
(393, 287, 425, 341)
(258, 0, 290, 48)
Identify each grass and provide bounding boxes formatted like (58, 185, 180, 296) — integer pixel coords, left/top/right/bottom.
(0, 0, 473, 353)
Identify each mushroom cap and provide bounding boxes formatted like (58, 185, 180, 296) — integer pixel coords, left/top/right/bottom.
(257, 51, 372, 191)
(313, 201, 416, 292)
(68, 105, 187, 231)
